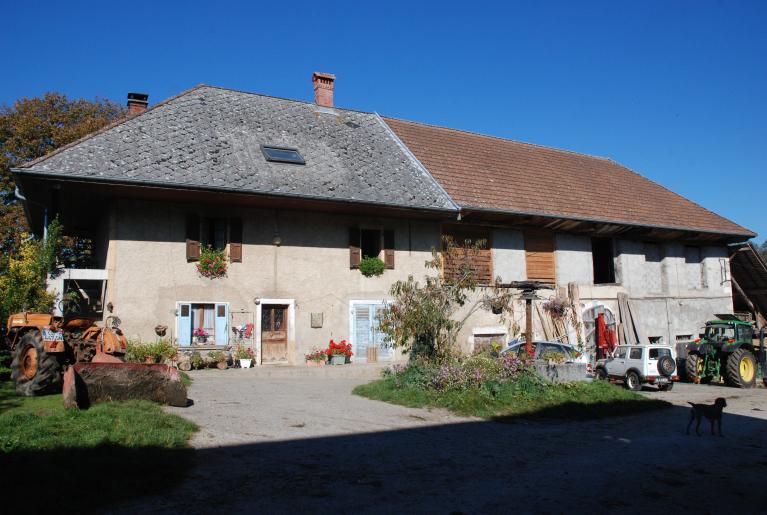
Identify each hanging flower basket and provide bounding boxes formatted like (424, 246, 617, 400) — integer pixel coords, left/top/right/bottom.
(197, 246, 228, 279)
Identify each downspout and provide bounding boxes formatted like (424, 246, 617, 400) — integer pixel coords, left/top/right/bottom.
(15, 185, 48, 241)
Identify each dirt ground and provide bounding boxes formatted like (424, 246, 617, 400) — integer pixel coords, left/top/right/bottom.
(113, 373, 767, 514)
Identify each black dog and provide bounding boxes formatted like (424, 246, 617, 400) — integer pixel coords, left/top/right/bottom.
(686, 398, 727, 436)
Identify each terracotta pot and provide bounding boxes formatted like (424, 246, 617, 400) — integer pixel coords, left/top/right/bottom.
(306, 360, 326, 367)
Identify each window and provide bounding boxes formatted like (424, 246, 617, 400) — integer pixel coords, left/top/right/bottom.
(260, 145, 305, 164)
(649, 348, 671, 359)
(186, 214, 242, 263)
(591, 237, 615, 284)
(629, 347, 643, 360)
(349, 227, 395, 269)
(614, 346, 627, 359)
(176, 302, 229, 346)
(442, 225, 493, 284)
(675, 334, 693, 344)
(648, 336, 664, 345)
(524, 230, 555, 283)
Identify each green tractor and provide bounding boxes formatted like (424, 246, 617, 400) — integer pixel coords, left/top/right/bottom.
(685, 314, 766, 389)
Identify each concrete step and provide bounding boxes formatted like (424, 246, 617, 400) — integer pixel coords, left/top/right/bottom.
(185, 362, 398, 380)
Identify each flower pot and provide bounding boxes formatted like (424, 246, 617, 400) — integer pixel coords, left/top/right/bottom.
(195, 336, 207, 345)
(239, 358, 252, 369)
(330, 354, 346, 365)
(306, 360, 326, 367)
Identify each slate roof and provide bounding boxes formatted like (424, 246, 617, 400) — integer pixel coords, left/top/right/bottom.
(16, 86, 457, 213)
(384, 117, 754, 238)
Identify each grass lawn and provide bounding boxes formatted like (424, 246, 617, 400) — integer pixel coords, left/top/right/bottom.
(0, 380, 197, 513)
(354, 376, 671, 421)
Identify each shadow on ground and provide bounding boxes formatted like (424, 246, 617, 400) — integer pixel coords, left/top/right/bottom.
(3, 399, 767, 515)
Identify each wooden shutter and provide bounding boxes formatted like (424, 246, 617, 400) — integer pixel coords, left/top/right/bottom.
(185, 213, 200, 262)
(214, 303, 229, 345)
(383, 229, 395, 269)
(177, 303, 192, 345)
(349, 227, 361, 269)
(229, 217, 242, 263)
(441, 226, 493, 284)
(524, 230, 556, 283)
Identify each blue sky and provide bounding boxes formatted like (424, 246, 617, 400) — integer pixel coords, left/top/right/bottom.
(2, 0, 765, 241)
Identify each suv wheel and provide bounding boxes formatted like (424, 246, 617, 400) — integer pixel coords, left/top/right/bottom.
(625, 371, 642, 391)
(658, 382, 674, 392)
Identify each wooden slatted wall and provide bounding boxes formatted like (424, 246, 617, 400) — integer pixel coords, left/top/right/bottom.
(524, 230, 556, 283)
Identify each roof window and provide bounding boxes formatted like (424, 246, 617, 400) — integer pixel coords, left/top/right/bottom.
(261, 145, 305, 164)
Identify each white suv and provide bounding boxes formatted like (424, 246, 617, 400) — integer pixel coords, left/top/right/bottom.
(594, 344, 678, 391)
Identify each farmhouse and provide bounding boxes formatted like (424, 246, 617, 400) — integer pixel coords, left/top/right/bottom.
(13, 74, 754, 364)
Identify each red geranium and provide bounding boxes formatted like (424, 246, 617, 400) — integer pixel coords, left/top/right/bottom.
(327, 339, 353, 357)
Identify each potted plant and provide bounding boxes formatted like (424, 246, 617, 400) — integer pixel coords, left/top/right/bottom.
(359, 256, 385, 277)
(327, 339, 353, 365)
(197, 245, 228, 279)
(193, 327, 209, 344)
(235, 345, 255, 369)
(305, 348, 327, 367)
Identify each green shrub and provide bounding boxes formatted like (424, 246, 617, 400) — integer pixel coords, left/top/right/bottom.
(125, 338, 177, 363)
(207, 350, 226, 363)
(189, 353, 204, 370)
(359, 256, 385, 277)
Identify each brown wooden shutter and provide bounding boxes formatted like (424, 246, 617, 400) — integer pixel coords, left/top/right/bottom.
(349, 227, 361, 269)
(383, 229, 395, 269)
(441, 226, 492, 284)
(229, 217, 242, 263)
(185, 213, 200, 262)
(524, 230, 556, 283)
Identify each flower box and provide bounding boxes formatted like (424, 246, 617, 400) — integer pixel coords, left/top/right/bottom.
(306, 360, 326, 367)
(330, 354, 346, 366)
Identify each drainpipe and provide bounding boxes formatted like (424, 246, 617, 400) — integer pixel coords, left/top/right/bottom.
(15, 185, 48, 241)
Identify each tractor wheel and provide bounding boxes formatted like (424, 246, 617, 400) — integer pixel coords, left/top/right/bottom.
(685, 354, 707, 384)
(625, 371, 642, 391)
(10, 332, 63, 396)
(725, 349, 756, 389)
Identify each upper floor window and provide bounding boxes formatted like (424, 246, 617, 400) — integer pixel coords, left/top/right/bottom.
(524, 230, 556, 284)
(186, 214, 242, 263)
(442, 225, 493, 285)
(591, 237, 615, 284)
(349, 227, 395, 269)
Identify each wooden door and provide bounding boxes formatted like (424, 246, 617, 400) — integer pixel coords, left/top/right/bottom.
(261, 305, 288, 362)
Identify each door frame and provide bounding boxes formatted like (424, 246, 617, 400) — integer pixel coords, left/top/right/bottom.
(349, 300, 390, 362)
(255, 299, 295, 366)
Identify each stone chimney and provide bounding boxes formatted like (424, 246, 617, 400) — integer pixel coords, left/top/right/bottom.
(312, 72, 335, 107)
(127, 92, 149, 116)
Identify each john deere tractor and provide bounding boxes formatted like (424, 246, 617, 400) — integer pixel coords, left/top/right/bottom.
(686, 314, 766, 389)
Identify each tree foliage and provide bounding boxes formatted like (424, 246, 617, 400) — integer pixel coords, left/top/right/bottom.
(0, 219, 63, 322)
(0, 92, 124, 257)
(377, 236, 514, 361)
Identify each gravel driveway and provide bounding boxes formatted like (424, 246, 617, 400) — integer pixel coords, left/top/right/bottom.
(114, 372, 767, 514)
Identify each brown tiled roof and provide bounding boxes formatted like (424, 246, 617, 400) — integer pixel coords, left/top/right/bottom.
(384, 117, 754, 238)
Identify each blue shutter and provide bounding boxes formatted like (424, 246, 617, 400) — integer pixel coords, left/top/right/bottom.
(214, 303, 229, 345)
(354, 305, 372, 362)
(177, 303, 192, 345)
(374, 305, 391, 359)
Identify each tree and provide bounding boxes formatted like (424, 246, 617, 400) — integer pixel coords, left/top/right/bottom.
(377, 237, 515, 361)
(0, 92, 124, 260)
(0, 219, 63, 322)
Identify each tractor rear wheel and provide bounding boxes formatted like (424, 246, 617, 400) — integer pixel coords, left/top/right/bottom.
(725, 349, 756, 389)
(685, 354, 707, 384)
(10, 332, 63, 396)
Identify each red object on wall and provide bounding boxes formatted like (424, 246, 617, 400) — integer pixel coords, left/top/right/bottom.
(596, 313, 607, 359)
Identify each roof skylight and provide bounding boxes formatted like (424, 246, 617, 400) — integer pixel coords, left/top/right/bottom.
(261, 145, 305, 165)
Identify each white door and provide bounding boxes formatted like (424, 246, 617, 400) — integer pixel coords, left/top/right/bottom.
(351, 303, 390, 361)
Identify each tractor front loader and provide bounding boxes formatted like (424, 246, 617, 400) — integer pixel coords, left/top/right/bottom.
(5, 312, 186, 408)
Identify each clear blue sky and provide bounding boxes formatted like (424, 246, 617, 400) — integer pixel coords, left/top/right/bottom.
(2, 0, 764, 241)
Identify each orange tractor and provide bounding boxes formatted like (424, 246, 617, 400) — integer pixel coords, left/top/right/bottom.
(4, 312, 186, 407)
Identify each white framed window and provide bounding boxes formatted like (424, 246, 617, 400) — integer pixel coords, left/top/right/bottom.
(176, 301, 229, 346)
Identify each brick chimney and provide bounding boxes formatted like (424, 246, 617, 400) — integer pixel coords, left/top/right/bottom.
(127, 92, 149, 116)
(312, 72, 335, 107)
